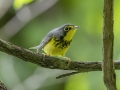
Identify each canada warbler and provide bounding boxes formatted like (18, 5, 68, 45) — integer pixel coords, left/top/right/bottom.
(30, 24, 79, 56)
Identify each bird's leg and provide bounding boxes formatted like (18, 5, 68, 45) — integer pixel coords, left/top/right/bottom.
(36, 48, 38, 53)
(42, 53, 45, 61)
(42, 53, 50, 61)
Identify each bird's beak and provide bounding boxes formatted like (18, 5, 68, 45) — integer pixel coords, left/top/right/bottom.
(74, 26, 79, 29)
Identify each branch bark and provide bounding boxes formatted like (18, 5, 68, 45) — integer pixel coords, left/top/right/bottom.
(0, 81, 7, 90)
(0, 39, 120, 72)
(102, 0, 117, 89)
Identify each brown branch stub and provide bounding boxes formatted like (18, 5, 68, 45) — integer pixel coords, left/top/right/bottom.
(102, 0, 117, 89)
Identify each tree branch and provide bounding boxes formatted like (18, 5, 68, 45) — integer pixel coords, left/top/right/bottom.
(102, 0, 117, 89)
(0, 39, 120, 73)
(0, 0, 58, 40)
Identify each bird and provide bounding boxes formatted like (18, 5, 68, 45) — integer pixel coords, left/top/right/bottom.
(29, 24, 79, 57)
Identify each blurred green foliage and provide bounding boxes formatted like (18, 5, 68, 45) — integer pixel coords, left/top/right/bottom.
(0, 0, 120, 90)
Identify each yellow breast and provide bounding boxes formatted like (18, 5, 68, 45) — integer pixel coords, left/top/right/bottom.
(43, 38, 70, 56)
(43, 29, 76, 56)
(64, 29, 76, 41)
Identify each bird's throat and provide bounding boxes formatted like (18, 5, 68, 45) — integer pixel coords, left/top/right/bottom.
(64, 30, 76, 41)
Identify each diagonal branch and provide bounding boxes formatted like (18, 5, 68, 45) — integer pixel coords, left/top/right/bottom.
(0, 39, 120, 72)
(0, 0, 58, 40)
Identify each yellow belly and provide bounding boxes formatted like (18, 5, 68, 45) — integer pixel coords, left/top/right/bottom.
(43, 38, 69, 56)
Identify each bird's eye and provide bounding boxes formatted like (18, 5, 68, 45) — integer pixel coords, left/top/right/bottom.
(64, 26, 70, 31)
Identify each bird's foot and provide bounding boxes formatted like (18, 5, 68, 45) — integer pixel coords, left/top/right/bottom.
(42, 53, 48, 56)
(42, 53, 49, 61)
(54, 56, 71, 64)
(63, 56, 71, 64)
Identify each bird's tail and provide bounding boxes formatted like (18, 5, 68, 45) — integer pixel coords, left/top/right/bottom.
(29, 46, 39, 49)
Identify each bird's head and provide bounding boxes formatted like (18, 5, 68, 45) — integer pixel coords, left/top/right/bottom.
(58, 24, 79, 41)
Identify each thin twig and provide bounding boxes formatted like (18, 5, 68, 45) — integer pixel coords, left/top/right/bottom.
(56, 71, 82, 79)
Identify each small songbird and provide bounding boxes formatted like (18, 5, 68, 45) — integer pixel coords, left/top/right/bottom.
(29, 24, 79, 57)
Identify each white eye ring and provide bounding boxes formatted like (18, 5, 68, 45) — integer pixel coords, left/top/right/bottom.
(64, 26, 69, 31)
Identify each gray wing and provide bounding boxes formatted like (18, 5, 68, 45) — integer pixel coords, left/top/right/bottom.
(37, 30, 54, 53)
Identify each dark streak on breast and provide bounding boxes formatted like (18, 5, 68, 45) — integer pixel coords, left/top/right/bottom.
(53, 37, 72, 49)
